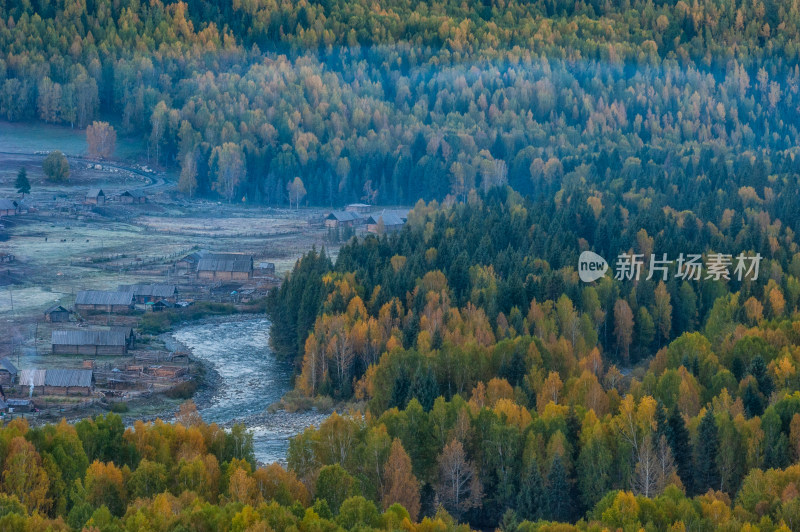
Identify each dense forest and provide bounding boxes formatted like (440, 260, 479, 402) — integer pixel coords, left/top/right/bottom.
(266, 186, 800, 529)
(2, 0, 800, 205)
(7, 0, 800, 530)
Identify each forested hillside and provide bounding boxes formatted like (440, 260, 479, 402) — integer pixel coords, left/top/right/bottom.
(7, 0, 800, 530)
(2, 0, 800, 204)
(268, 188, 800, 528)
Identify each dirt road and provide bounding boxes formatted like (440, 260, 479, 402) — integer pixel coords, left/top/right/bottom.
(0, 150, 172, 193)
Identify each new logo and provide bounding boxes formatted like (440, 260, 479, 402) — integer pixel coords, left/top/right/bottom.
(578, 251, 609, 283)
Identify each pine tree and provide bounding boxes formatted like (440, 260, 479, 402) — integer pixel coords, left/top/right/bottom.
(499, 508, 519, 531)
(655, 401, 668, 439)
(411, 368, 439, 411)
(694, 409, 720, 494)
(748, 356, 774, 397)
(666, 407, 693, 493)
(499, 348, 526, 386)
(742, 382, 765, 418)
(390, 370, 411, 409)
(516, 460, 546, 521)
(15, 168, 30, 197)
(763, 409, 790, 470)
(546, 456, 570, 522)
(565, 408, 581, 465)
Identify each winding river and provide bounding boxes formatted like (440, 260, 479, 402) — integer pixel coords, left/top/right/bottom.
(171, 317, 327, 464)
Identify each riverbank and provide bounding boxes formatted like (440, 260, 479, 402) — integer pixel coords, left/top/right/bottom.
(21, 313, 333, 464)
(168, 315, 330, 463)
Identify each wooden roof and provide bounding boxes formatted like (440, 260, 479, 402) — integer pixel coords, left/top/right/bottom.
(19, 369, 46, 387)
(367, 210, 406, 226)
(0, 358, 17, 375)
(75, 290, 134, 306)
(118, 284, 177, 298)
(326, 211, 362, 222)
(52, 329, 129, 346)
(197, 257, 253, 272)
(44, 369, 93, 388)
(120, 189, 147, 198)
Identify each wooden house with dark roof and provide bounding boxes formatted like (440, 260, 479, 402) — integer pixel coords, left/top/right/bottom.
(148, 299, 173, 312)
(85, 189, 106, 205)
(324, 210, 363, 228)
(118, 284, 178, 304)
(0, 199, 20, 216)
(119, 189, 148, 204)
(0, 358, 17, 385)
(176, 250, 207, 270)
(44, 305, 70, 323)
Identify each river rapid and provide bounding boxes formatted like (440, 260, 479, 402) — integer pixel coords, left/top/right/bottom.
(171, 316, 327, 464)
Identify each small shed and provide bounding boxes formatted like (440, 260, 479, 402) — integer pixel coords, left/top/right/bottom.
(75, 290, 134, 313)
(119, 190, 148, 204)
(44, 305, 70, 323)
(197, 255, 253, 280)
(258, 262, 276, 274)
(148, 299, 173, 312)
(118, 284, 178, 304)
(176, 250, 207, 270)
(0, 358, 17, 385)
(43, 369, 94, 396)
(0, 199, 20, 216)
(325, 211, 362, 228)
(6, 398, 32, 412)
(52, 328, 133, 355)
(86, 189, 106, 205)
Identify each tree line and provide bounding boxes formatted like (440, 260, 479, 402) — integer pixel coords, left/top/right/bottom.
(2, 0, 800, 206)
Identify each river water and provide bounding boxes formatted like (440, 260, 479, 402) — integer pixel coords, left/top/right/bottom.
(171, 317, 327, 464)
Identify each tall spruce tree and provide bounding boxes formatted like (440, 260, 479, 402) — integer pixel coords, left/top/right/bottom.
(15, 167, 30, 197)
(411, 368, 439, 411)
(655, 400, 668, 439)
(546, 456, 571, 522)
(666, 407, 693, 493)
(516, 460, 546, 521)
(748, 356, 774, 398)
(694, 409, 720, 494)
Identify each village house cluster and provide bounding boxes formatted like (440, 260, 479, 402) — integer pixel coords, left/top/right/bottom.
(324, 203, 410, 233)
(0, 183, 401, 420)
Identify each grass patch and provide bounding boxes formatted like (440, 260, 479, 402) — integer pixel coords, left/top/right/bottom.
(239, 297, 269, 313)
(109, 402, 129, 413)
(165, 380, 197, 399)
(270, 389, 334, 413)
(0, 120, 145, 159)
